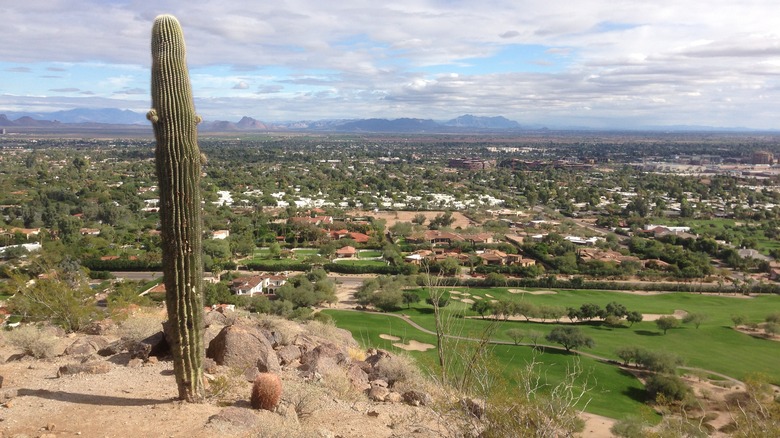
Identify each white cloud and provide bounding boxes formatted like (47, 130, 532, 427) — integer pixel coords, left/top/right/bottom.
(1, 1, 780, 128)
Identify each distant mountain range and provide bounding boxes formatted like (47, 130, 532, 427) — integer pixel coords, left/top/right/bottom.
(0, 108, 770, 133)
(0, 108, 531, 133)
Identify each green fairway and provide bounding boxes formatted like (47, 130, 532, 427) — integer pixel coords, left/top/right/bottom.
(399, 288, 780, 384)
(325, 288, 780, 420)
(324, 309, 655, 420)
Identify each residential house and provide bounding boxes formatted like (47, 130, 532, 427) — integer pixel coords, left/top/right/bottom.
(211, 229, 230, 240)
(335, 246, 358, 259)
(80, 228, 101, 236)
(479, 249, 508, 266)
(506, 254, 536, 267)
(231, 275, 267, 296)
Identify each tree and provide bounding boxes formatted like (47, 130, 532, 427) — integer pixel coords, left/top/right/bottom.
(645, 374, 690, 402)
(615, 346, 641, 366)
(545, 327, 595, 352)
(506, 328, 524, 345)
(655, 316, 680, 335)
(402, 291, 420, 309)
(626, 311, 643, 327)
(411, 213, 426, 225)
(471, 300, 492, 319)
(730, 314, 747, 328)
(8, 270, 97, 333)
(682, 312, 708, 329)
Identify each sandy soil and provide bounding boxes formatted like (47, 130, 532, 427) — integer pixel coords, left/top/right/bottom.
(348, 210, 473, 229)
(378, 334, 400, 341)
(577, 413, 616, 437)
(640, 309, 688, 322)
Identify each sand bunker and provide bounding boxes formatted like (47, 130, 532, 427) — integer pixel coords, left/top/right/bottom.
(485, 294, 494, 298)
(472, 295, 483, 300)
(508, 289, 557, 295)
(379, 334, 401, 341)
(461, 298, 475, 304)
(393, 340, 435, 351)
(641, 309, 689, 321)
(449, 290, 463, 295)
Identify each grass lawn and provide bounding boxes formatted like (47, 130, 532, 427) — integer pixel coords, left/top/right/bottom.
(397, 288, 780, 385)
(358, 249, 383, 258)
(324, 309, 654, 421)
(679, 218, 780, 254)
(334, 259, 387, 267)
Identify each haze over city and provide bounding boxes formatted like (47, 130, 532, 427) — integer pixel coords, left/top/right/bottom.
(3, 1, 780, 129)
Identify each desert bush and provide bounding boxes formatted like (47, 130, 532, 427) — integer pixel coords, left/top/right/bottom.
(281, 378, 323, 420)
(256, 314, 303, 345)
(375, 353, 423, 388)
(610, 416, 651, 438)
(646, 373, 691, 402)
(6, 325, 59, 358)
(117, 313, 164, 342)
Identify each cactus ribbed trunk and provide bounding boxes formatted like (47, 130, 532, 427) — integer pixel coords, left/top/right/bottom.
(148, 14, 205, 402)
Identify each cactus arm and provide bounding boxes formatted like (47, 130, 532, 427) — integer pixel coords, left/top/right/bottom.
(149, 14, 205, 403)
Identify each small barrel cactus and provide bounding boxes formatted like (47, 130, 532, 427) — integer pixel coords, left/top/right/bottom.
(148, 14, 205, 402)
(251, 372, 282, 411)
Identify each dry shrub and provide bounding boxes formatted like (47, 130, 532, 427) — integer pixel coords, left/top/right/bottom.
(375, 353, 423, 388)
(117, 313, 164, 342)
(256, 314, 303, 345)
(6, 324, 59, 358)
(347, 346, 366, 362)
(206, 368, 248, 406)
(303, 320, 355, 348)
(281, 378, 323, 420)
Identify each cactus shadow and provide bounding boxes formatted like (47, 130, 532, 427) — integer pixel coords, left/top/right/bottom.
(18, 388, 172, 406)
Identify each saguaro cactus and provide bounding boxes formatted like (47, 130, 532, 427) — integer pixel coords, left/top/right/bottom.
(148, 14, 205, 402)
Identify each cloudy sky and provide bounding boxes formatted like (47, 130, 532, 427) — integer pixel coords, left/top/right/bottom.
(3, 0, 780, 129)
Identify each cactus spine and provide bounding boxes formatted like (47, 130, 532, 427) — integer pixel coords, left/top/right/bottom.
(148, 14, 205, 402)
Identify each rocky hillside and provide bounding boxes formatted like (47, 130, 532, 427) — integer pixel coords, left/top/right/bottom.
(0, 310, 458, 438)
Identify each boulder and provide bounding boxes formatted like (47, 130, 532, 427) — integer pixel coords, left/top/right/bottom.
(65, 336, 110, 356)
(364, 349, 391, 368)
(81, 319, 115, 335)
(207, 325, 280, 372)
(98, 339, 134, 357)
(402, 390, 432, 407)
(276, 345, 301, 366)
(203, 310, 228, 327)
(57, 361, 112, 377)
(298, 343, 349, 378)
(129, 331, 169, 360)
(207, 407, 260, 429)
(386, 392, 403, 403)
(368, 385, 390, 402)
(346, 363, 370, 391)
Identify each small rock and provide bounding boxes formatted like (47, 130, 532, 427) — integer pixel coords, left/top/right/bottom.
(58, 361, 112, 377)
(46, 422, 56, 431)
(0, 388, 18, 403)
(0, 375, 3, 388)
(127, 358, 143, 368)
(146, 356, 159, 365)
(244, 367, 261, 382)
(203, 357, 217, 373)
(386, 392, 403, 403)
(368, 386, 390, 402)
(370, 379, 388, 388)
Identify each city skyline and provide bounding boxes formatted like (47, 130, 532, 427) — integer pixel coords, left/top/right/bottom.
(3, 1, 780, 129)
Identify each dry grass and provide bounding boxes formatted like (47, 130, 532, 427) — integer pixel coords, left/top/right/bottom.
(5, 324, 59, 359)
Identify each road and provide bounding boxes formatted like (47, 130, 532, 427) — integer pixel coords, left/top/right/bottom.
(111, 271, 162, 281)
